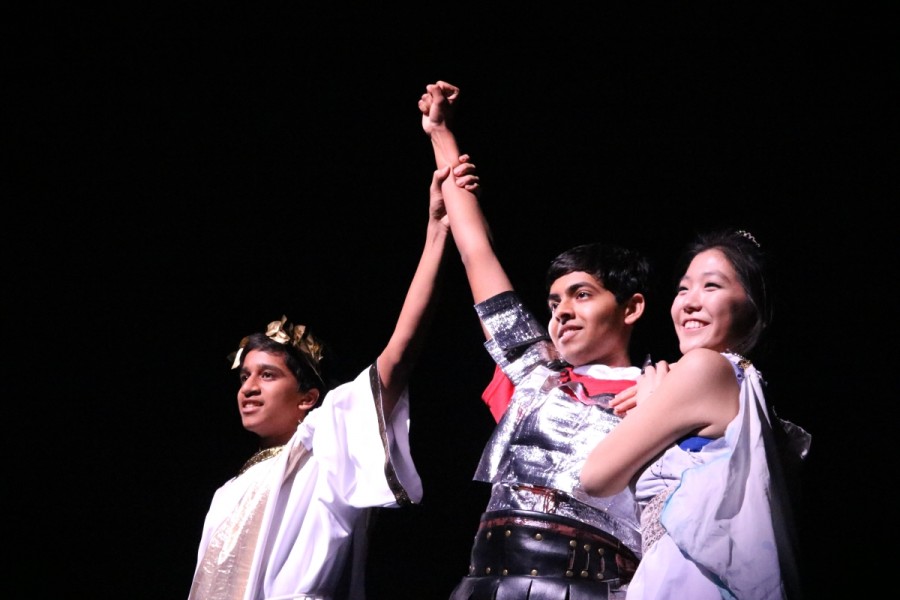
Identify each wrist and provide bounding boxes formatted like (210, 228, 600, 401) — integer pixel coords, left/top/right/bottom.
(426, 122, 451, 136)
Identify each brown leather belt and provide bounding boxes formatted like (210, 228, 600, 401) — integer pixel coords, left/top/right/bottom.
(466, 509, 639, 584)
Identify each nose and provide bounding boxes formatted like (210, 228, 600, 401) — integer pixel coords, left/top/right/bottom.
(554, 297, 574, 322)
(240, 374, 260, 397)
(679, 288, 701, 313)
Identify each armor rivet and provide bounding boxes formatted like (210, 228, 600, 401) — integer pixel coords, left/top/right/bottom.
(565, 570, 574, 578)
(505, 529, 512, 537)
(581, 570, 589, 578)
(569, 539, 577, 548)
(534, 532, 542, 541)
(531, 569, 539, 576)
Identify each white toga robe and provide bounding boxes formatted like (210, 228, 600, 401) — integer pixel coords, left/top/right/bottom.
(190, 364, 423, 600)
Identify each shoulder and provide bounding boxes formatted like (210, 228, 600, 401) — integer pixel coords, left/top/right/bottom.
(667, 349, 740, 433)
(672, 348, 735, 383)
(664, 349, 739, 411)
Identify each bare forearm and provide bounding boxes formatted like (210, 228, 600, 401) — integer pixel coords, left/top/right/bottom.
(429, 127, 512, 304)
(430, 124, 462, 171)
(376, 220, 449, 415)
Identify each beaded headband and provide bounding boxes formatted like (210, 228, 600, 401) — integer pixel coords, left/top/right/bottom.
(735, 229, 760, 248)
(229, 315, 325, 385)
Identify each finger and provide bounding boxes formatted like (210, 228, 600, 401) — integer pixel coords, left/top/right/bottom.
(436, 81, 460, 98)
(454, 162, 476, 175)
(455, 175, 479, 188)
(619, 383, 638, 395)
(614, 404, 631, 416)
(443, 90, 459, 102)
(432, 166, 452, 184)
(613, 399, 635, 416)
(612, 388, 635, 403)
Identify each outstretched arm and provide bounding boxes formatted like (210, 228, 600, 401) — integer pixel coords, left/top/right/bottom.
(375, 163, 475, 417)
(580, 349, 740, 496)
(419, 81, 513, 312)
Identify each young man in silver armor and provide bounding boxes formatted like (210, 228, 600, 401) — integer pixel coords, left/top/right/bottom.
(419, 81, 650, 600)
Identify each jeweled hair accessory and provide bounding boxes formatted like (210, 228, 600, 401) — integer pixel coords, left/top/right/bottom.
(230, 316, 325, 384)
(735, 230, 761, 248)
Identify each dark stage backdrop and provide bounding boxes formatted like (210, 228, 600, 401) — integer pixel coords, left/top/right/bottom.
(10, 5, 892, 599)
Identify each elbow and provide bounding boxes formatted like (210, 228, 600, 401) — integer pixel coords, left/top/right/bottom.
(579, 472, 602, 496)
(458, 243, 494, 269)
(579, 472, 623, 498)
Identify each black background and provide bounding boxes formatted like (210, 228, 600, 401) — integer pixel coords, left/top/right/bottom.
(10, 4, 893, 598)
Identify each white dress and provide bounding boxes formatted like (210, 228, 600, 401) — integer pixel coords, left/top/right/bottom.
(627, 354, 810, 600)
(189, 364, 423, 600)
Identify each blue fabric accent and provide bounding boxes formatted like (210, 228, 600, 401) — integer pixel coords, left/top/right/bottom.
(678, 436, 713, 451)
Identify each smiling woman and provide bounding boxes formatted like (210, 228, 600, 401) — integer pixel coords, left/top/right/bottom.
(580, 229, 812, 599)
(671, 230, 769, 357)
(671, 250, 755, 355)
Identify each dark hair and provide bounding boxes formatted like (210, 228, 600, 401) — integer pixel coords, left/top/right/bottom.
(674, 229, 770, 356)
(546, 242, 652, 303)
(235, 332, 333, 407)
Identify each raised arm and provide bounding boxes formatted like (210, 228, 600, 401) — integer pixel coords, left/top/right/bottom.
(374, 164, 469, 417)
(419, 81, 513, 310)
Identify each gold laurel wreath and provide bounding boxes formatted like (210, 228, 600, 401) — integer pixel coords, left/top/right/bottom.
(230, 315, 324, 383)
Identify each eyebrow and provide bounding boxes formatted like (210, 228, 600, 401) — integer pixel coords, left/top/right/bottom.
(548, 280, 599, 301)
(702, 269, 733, 280)
(244, 361, 286, 374)
(681, 270, 733, 283)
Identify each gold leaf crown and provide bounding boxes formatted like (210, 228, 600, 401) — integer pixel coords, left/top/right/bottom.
(230, 315, 325, 384)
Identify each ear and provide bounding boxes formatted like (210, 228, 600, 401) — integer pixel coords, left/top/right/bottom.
(297, 388, 320, 412)
(623, 293, 645, 325)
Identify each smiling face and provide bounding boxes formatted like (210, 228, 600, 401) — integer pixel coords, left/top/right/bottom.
(671, 249, 753, 355)
(237, 349, 318, 448)
(547, 271, 640, 368)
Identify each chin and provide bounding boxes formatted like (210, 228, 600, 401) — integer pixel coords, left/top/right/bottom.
(559, 351, 582, 366)
(677, 338, 702, 354)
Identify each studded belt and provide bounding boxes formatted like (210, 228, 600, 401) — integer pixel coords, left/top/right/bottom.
(466, 509, 639, 584)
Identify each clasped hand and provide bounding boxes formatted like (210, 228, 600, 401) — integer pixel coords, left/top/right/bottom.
(610, 360, 672, 416)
